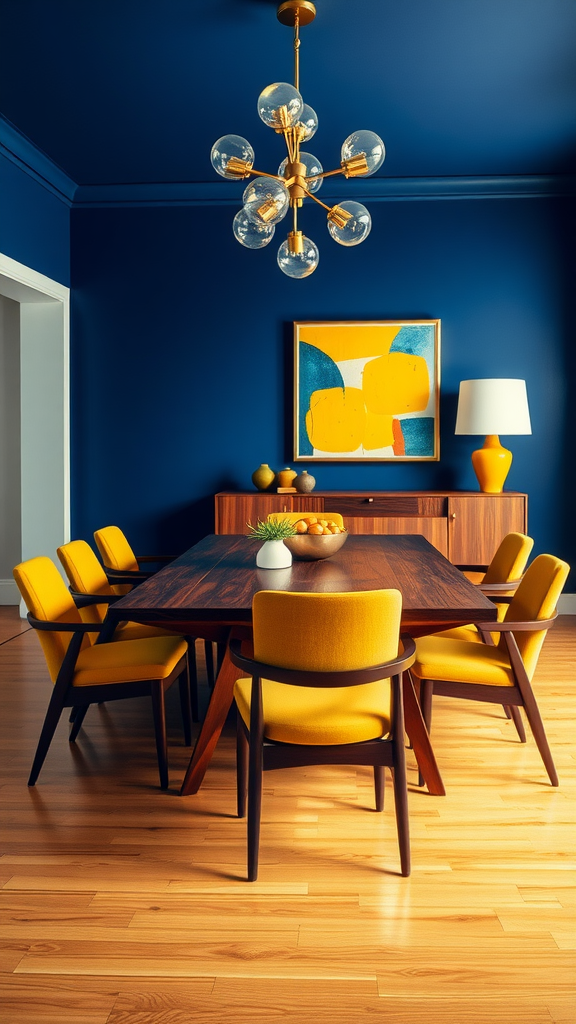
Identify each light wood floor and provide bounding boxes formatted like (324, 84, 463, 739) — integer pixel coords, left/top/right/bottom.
(1, 607, 575, 1023)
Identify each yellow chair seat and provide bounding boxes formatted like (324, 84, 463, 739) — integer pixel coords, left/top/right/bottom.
(73, 636, 188, 687)
(411, 636, 515, 687)
(234, 676, 392, 745)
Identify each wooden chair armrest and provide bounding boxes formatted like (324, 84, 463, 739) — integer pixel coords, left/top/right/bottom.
(70, 590, 122, 606)
(478, 579, 522, 595)
(474, 612, 557, 633)
(104, 568, 151, 584)
(27, 614, 106, 634)
(229, 634, 416, 687)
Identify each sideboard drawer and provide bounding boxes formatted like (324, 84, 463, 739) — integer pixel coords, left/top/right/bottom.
(326, 495, 446, 517)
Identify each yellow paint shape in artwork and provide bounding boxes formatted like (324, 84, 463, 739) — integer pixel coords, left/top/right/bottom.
(363, 352, 430, 415)
(306, 387, 366, 453)
(362, 412, 395, 451)
(299, 324, 401, 363)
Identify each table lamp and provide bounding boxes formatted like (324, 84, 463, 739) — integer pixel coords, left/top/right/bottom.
(455, 379, 531, 493)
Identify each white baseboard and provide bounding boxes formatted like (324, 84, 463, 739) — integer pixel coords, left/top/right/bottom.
(0, 579, 20, 605)
(558, 594, 576, 614)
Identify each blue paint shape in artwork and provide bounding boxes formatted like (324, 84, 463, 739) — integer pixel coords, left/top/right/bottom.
(298, 342, 344, 455)
(401, 417, 434, 456)
(391, 324, 434, 357)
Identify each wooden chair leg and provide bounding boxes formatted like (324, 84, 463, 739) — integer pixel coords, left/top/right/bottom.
(69, 705, 90, 742)
(178, 662, 193, 746)
(515, 683, 558, 786)
(236, 713, 248, 818)
(503, 705, 512, 719)
(28, 690, 66, 786)
(247, 680, 264, 882)
(418, 678, 434, 788)
(374, 765, 385, 811)
(150, 682, 169, 790)
(392, 674, 411, 877)
(185, 638, 199, 723)
(204, 640, 215, 688)
(508, 704, 527, 742)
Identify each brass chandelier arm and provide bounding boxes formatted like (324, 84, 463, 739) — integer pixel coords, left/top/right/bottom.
(310, 167, 347, 181)
(249, 168, 284, 181)
(301, 188, 331, 211)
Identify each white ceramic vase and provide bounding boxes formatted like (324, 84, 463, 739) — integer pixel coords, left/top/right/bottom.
(256, 539, 293, 569)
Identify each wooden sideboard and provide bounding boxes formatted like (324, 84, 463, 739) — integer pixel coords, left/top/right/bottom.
(214, 491, 528, 566)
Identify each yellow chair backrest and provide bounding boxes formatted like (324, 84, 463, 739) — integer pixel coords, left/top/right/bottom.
(503, 553, 570, 678)
(253, 589, 401, 673)
(57, 540, 115, 625)
(267, 510, 345, 529)
(13, 556, 85, 682)
(94, 526, 139, 572)
(483, 532, 534, 585)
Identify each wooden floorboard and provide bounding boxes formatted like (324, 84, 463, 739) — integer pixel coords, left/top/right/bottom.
(0, 611, 574, 1023)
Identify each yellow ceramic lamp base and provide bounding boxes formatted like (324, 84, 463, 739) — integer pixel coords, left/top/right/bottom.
(471, 435, 512, 493)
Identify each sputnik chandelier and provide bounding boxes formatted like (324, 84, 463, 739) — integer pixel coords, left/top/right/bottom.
(210, 0, 385, 279)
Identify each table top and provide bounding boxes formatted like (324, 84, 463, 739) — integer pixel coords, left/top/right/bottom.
(109, 534, 497, 636)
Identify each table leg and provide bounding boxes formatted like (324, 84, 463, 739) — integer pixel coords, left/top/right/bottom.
(402, 671, 446, 796)
(180, 627, 252, 796)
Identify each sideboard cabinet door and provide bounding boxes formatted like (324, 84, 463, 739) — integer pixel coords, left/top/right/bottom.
(448, 494, 527, 565)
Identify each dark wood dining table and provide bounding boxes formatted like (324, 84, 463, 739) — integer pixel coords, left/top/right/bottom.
(107, 534, 498, 798)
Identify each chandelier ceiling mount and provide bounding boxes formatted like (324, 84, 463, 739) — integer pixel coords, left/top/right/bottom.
(210, 1, 386, 278)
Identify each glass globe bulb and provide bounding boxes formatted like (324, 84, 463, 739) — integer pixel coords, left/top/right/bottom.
(210, 135, 254, 179)
(233, 209, 275, 249)
(294, 103, 318, 141)
(341, 130, 385, 176)
(277, 235, 319, 278)
(243, 177, 290, 227)
(278, 151, 323, 193)
(327, 201, 372, 247)
(257, 82, 303, 129)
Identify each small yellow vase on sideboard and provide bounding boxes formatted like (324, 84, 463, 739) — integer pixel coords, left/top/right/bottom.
(251, 464, 276, 491)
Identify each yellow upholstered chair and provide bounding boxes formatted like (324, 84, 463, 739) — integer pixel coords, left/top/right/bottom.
(267, 511, 345, 529)
(410, 554, 570, 786)
(57, 539, 197, 725)
(94, 525, 214, 688)
(13, 556, 189, 789)
(439, 532, 535, 643)
(229, 589, 416, 881)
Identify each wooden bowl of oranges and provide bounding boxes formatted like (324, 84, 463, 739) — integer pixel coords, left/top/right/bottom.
(283, 516, 348, 560)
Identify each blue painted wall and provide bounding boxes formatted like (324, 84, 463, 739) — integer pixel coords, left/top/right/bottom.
(0, 153, 70, 286)
(70, 193, 575, 575)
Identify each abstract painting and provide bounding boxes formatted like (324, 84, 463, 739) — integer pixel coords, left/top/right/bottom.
(294, 320, 440, 461)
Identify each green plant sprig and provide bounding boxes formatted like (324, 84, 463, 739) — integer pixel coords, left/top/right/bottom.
(246, 518, 297, 540)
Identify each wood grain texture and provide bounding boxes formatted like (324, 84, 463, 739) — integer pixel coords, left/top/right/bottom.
(215, 491, 528, 568)
(0, 610, 574, 1023)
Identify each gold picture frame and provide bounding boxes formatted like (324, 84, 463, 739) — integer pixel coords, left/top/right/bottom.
(294, 320, 441, 461)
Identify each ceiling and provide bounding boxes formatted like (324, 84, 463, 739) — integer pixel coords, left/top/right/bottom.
(1, 0, 575, 187)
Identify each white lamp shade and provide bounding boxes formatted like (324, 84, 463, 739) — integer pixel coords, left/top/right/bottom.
(455, 379, 531, 436)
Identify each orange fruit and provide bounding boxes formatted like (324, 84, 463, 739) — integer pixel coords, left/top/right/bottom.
(295, 520, 308, 534)
(305, 516, 318, 525)
(308, 523, 323, 535)
(319, 519, 328, 527)
(322, 526, 331, 535)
